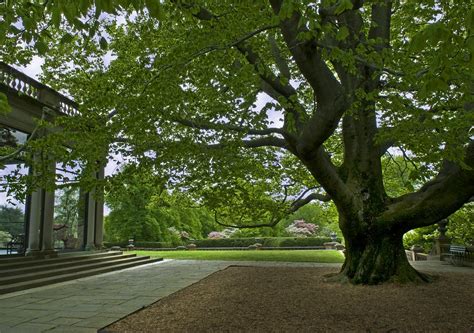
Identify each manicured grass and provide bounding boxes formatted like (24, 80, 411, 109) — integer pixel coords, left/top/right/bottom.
(131, 249, 344, 263)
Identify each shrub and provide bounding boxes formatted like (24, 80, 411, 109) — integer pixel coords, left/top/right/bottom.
(403, 225, 438, 252)
(207, 231, 225, 239)
(207, 228, 238, 239)
(285, 220, 319, 237)
(168, 227, 190, 240)
(0, 230, 11, 246)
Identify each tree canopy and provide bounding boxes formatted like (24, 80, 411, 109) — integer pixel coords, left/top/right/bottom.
(1, 0, 473, 283)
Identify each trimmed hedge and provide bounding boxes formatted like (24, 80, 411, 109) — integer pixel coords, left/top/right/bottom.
(189, 238, 264, 248)
(187, 237, 340, 248)
(103, 241, 129, 248)
(103, 241, 177, 248)
(135, 241, 175, 248)
(104, 237, 342, 249)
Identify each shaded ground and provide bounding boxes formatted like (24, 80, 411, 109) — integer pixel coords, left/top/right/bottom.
(103, 266, 474, 332)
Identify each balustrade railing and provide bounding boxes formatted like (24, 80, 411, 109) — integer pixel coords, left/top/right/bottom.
(0, 62, 80, 117)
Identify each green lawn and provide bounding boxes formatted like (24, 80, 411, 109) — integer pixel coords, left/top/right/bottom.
(131, 249, 344, 263)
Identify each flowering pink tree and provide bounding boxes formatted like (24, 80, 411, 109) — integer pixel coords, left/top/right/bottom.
(285, 220, 319, 238)
(207, 231, 224, 239)
(207, 228, 237, 239)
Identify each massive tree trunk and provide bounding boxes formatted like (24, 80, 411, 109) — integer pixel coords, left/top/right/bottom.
(337, 219, 430, 284)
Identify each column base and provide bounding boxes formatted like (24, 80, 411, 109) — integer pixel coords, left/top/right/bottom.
(40, 249, 59, 258)
(84, 244, 96, 251)
(25, 249, 43, 258)
(25, 249, 59, 258)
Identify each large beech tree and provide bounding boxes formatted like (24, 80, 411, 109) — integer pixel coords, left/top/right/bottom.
(1, 1, 473, 284)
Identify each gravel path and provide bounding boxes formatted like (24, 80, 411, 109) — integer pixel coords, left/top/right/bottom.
(104, 261, 474, 332)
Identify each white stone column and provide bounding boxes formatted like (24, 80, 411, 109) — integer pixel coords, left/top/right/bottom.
(85, 191, 96, 250)
(41, 189, 56, 256)
(26, 189, 42, 256)
(94, 200, 104, 248)
(38, 157, 57, 257)
(94, 168, 105, 248)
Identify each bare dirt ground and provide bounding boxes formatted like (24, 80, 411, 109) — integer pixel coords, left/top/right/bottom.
(103, 265, 474, 332)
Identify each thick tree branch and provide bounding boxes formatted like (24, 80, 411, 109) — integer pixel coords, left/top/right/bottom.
(268, 34, 291, 79)
(290, 192, 331, 213)
(299, 147, 355, 215)
(268, 1, 348, 156)
(207, 136, 288, 150)
(269, 0, 342, 104)
(114, 135, 289, 151)
(172, 117, 286, 136)
(234, 42, 304, 129)
(236, 43, 297, 101)
(380, 141, 474, 230)
(368, 0, 392, 51)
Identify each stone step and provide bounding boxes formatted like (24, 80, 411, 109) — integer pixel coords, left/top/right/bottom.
(0, 254, 136, 278)
(0, 251, 123, 270)
(0, 255, 35, 264)
(0, 254, 142, 285)
(0, 257, 163, 295)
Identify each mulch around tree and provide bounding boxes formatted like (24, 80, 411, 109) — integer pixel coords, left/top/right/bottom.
(102, 266, 474, 332)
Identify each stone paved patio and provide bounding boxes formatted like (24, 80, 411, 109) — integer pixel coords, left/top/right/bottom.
(0, 259, 471, 332)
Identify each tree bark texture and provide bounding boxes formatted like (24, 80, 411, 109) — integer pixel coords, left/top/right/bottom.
(338, 218, 430, 284)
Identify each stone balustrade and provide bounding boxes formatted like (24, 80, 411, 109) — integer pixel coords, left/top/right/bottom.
(0, 61, 79, 116)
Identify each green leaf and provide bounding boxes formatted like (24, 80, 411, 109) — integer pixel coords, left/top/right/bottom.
(99, 36, 108, 50)
(60, 33, 75, 44)
(466, 36, 474, 56)
(334, 0, 353, 15)
(409, 31, 426, 53)
(100, 0, 116, 14)
(9, 25, 22, 34)
(336, 26, 349, 41)
(145, 0, 163, 20)
(424, 22, 449, 44)
(0, 93, 11, 114)
(410, 22, 450, 53)
(35, 40, 48, 55)
(22, 17, 34, 30)
(51, 8, 61, 28)
(425, 77, 449, 92)
(61, 3, 77, 24)
(131, 0, 143, 12)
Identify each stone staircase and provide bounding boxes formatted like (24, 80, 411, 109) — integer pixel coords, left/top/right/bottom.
(0, 251, 162, 294)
